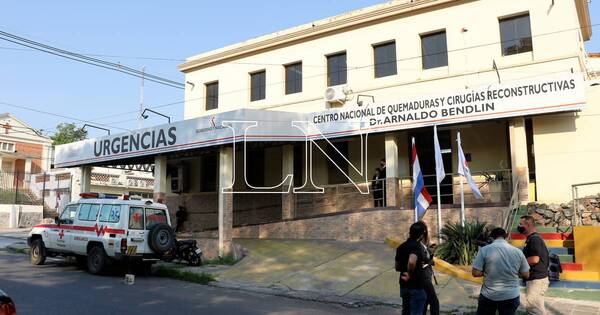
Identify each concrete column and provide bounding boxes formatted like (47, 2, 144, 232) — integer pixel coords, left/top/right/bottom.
(281, 145, 295, 219)
(508, 118, 530, 204)
(385, 133, 400, 207)
(80, 166, 92, 194)
(153, 156, 168, 203)
(218, 146, 234, 257)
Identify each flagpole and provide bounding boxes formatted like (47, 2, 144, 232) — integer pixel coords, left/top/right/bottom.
(435, 125, 443, 244)
(413, 137, 418, 223)
(458, 131, 465, 227)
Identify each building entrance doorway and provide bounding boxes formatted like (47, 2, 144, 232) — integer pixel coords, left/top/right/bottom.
(409, 129, 453, 204)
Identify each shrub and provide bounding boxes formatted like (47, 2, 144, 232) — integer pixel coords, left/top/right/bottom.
(435, 221, 490, 265)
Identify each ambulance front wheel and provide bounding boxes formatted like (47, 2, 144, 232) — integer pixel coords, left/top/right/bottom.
(30, 239, 47, 265)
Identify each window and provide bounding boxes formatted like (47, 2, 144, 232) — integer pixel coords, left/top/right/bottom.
(250, 71, 266, 101)
(327, 52, 347, 86)
(285, 62, 302, 94)
(78, 204, 91, 220)
(87, 204, 101, 221)
(129, 207, 144, 230)
(500, 14, 532, 56)
(373, 41, 397, 78)
(145, 208, 168, 230)
(421, 31, 448, 69)
(59, 205, 78, 225)
(205, 82, 219, 110)
(0, 141, 15, 153)
(99, 204, 121, 223)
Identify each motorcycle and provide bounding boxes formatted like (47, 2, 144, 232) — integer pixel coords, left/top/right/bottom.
(162, 239, 203, 266)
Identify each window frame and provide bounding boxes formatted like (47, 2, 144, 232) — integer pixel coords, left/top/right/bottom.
(420, 30, 448, 70)
(284, 62, 303, 95)
(205, 81, 219, 111)
(250, 70, 266, 102)
(326, 51, 347, 87)
(0, 141, 15, 153)
(98, 204, 122, 223)
(373, 40, 397, 78)
(498, 13, 533, 56)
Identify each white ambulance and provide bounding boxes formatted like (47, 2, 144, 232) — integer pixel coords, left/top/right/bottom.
(27, 193, 175, 274)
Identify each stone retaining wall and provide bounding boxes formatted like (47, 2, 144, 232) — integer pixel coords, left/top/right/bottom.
(527, 194, 600, 227)
(195, 206, 507, 242)
(0, 205, 43, 228)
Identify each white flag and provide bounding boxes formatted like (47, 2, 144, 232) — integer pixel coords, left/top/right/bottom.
(433, 125, 445, 184)
(457, 133, 483, 199)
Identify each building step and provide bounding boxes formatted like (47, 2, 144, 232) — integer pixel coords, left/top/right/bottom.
(560, 271, 600, 281)
(510, 232, 573, 240)
(561, 263, 584, 271)
(511, 226, 572, 233)
(509, 239, 574, 248)
(549, 280, 600, 289)
(558, 254, 574, 263)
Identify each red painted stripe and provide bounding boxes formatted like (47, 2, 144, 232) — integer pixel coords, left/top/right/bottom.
(561, 263, 584, 271)
(510, 232, 573, 240)
(33, 224, 125, 235)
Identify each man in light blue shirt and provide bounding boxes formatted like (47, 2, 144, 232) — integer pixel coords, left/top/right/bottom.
(472, 227, 530, 315)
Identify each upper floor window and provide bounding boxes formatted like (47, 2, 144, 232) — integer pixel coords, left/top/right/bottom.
(250, 70, 266, 101)
(0, 141, 15, 153)
(285, 62, 302, 94)
(373, 41, 397, 78)
(421, 31, 448, 69)
(205, 82, 218, 110)
(499, 14, 533, 56)
(327, 52, 347, 86)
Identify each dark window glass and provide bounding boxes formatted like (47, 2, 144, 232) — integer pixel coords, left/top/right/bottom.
(421, 31, 448, 69)
(250, 71, 266, 101)
(500, 14, 533, 56)
(374, 42, 397, 78)
(205, 82, 218, 110)
(327, 52, 347, 86)
(129, 207, 144, 230)
(59, 205, 78, 225)
(200, 155, 217, 192)
(246, 150, 265, 187)
(285, 62, 302, 94)
(145, 208, 168, 230)
(326, 141, 349, 184)
(293, 144, 303, 187)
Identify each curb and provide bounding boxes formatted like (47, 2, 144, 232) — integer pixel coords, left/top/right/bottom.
(6, 243, 29, 254)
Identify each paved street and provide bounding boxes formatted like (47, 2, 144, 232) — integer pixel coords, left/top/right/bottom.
(0, 249, 398, 315)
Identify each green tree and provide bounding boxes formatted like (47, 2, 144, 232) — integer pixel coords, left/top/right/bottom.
(50, 123, 87, 145)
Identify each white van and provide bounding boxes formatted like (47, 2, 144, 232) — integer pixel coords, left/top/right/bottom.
(27, 193, 175, 274)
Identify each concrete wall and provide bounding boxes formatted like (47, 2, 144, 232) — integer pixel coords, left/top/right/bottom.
(533, 85, 600, 202)
(196, 206, 507, 242)
(0, 205, 43, 228)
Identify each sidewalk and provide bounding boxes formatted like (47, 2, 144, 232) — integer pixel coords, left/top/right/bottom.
(161, 238, 600, 314)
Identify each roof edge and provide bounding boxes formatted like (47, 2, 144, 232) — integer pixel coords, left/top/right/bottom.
(178, 0, 460, 73)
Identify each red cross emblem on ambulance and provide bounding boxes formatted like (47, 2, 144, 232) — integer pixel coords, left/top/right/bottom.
(58, 230, 65, 240)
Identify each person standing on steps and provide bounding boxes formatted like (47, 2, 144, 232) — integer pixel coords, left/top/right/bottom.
(519, 215, 550, 315)
(395, 221, 429, 315)
(379, 158, 387, 206)
(175, 205, 188, 233)
(371, 168, 383, 207)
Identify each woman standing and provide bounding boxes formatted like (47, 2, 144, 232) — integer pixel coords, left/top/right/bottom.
(421, 222, 439, 315)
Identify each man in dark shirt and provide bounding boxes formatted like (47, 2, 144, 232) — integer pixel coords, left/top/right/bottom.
(518, 215, 550, 315)
(395, 221, 428, 315)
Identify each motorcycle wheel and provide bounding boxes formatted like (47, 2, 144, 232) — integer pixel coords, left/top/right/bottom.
(187, 251, 202, 266)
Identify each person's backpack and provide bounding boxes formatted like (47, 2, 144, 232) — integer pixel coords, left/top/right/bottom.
(548, 253, 563, 281)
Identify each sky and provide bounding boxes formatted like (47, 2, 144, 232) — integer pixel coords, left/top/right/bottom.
(0, 1, 599, 139)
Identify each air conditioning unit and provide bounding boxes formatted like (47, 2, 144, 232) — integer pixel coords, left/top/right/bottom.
(324, 86, 348, 105)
